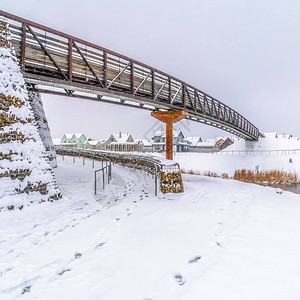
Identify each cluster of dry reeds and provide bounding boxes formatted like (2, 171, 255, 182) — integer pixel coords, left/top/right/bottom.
(181, 169, 201, 175)
(234, 169, 298, 186)
(181, 169, 229, 179)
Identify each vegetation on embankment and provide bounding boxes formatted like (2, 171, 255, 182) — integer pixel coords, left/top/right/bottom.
(181, 168, 299, 187)
(181, 169, 229, 179)
(233, 170, 299, 186)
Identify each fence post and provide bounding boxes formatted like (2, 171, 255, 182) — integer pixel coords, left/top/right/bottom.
(92, 156, 95, 168)
(103, 168, 105, 189)
(154, 163, 158, 197)
(94, 171, 97, 195)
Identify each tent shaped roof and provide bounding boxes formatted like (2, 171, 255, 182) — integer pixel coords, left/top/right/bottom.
(112, 133, 132, 143)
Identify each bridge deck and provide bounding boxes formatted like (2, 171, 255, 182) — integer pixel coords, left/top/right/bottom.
(0, 10, 259, 140)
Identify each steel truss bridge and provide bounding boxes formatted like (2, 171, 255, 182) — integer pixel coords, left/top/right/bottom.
(1, 10, 259, 140)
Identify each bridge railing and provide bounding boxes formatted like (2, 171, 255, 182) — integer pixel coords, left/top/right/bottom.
(0, 10, 259, 140)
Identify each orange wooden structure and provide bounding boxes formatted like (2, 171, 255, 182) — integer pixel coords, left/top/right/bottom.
(151, 110, 188, 160)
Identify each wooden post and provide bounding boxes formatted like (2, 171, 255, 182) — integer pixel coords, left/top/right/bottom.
(131, 61, 134, 93)
(151, 110, 188, 160)
(103, 51, 107, 88)
(68, 38, 73, 81)
(166, 122, 173, 160)
(21, 22, 26, 72)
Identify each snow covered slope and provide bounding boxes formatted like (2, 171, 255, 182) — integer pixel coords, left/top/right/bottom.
(0, 19, 61, 210)
(1, 156, 300, 299)
(174, 134, 300, 176)
(226, 133, 300, 151)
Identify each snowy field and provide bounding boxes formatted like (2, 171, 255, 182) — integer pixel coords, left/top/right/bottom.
(173, 151, 300, 177)
(1, 156, 300, 299)
(173, 135, 300, 177)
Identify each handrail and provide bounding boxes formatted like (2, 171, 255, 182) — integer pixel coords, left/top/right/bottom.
(55, 147, 180, 196)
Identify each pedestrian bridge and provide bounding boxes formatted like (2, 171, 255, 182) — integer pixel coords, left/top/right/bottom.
(0, 10, 259, 140)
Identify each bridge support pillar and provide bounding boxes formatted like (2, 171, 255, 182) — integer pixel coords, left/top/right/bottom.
(151, 110, 188, 160)
(27, 89, 57, 168)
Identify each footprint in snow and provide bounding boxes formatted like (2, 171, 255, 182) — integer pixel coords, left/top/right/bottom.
(188, 256, 202, 264)
(174, 273, 185, 285)
(22, 286, 31, 295)
(22, 233, 31, 238)
(75, 252, 82, 259)
(0, 267, 13, 277)
(95, 242, 106, 249)
(57, 268, 71, 276)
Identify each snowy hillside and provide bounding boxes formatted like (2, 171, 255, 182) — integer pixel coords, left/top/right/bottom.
(174, 133, 300, 177)
(226, 132, 300, 151)
(0, 19, 60, 210)
(1, 156, 300, 299)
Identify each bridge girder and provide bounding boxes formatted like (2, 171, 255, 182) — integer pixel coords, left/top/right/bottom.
(0, 9, 260, 141)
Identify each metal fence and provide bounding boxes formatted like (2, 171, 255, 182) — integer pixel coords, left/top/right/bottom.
(56, 147, 181, 196)
(215, 149, 300, 156)
(94, 160, 112, 194)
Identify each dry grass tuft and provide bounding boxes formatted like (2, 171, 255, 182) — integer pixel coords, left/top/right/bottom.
(203, 171, 218, 178)
(181, 169, 201, 176)
(234, 169, 298, 186)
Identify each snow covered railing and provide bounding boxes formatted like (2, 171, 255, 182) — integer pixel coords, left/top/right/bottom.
(217, 149, 300, 156)
(55, 148, 184, 194)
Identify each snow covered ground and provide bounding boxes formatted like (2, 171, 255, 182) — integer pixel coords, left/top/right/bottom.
(174, 151, 300, 177)
(1, 155, 300, 299)
(173, 135, 300, 177)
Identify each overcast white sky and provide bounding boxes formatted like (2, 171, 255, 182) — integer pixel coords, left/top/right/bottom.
(2, 0, 300, 140)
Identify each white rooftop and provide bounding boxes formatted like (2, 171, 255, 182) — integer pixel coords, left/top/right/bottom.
(112, 133, 132, 143)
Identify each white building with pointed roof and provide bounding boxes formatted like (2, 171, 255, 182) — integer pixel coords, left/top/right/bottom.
(103, 132, 139, 151)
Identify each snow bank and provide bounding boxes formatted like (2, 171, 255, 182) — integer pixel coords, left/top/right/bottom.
(174, 133, 300, 176)
(0, 20, 61, 211)
(1, 158, 300, 299)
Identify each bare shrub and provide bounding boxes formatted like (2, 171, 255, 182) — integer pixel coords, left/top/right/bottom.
(234, 169, 299, 186)
(222, 173, 229, 179)
(203, 171, 218, 178)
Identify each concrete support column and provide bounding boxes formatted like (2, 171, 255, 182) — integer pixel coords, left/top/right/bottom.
(27, 90, 57, 168)
(151, 110, 188, 160)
